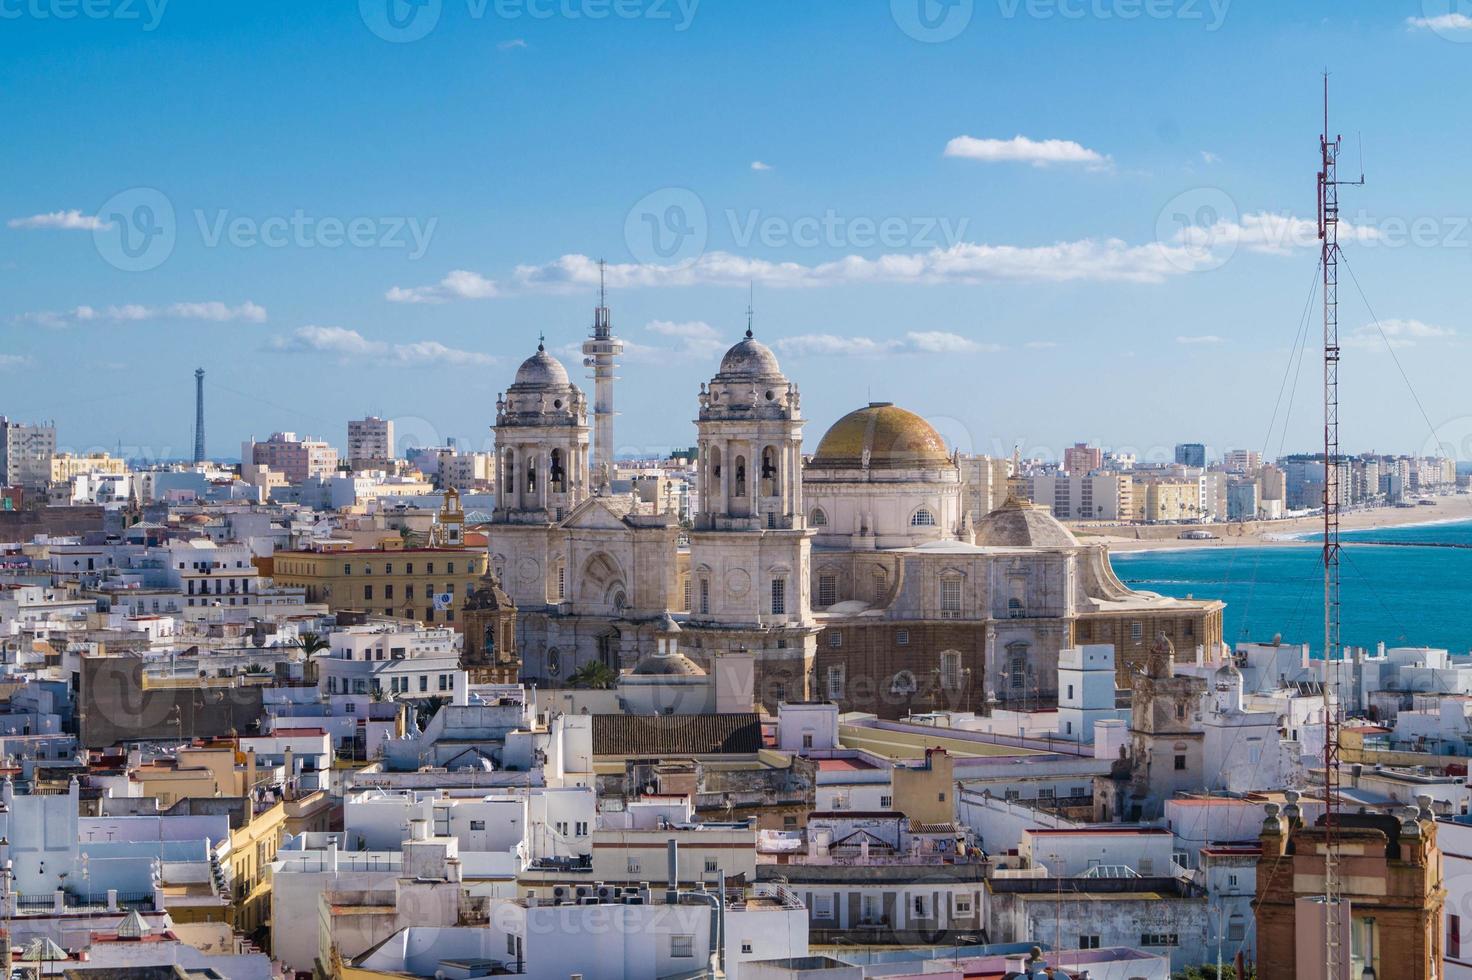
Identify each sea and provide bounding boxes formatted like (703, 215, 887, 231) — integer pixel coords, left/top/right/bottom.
(1109, 517, 1472, 657)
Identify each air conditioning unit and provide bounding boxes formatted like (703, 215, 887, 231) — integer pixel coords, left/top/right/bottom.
(596, 885, 617, 901)
(552, 886, 570, 904)
(574, 885, 593, 900)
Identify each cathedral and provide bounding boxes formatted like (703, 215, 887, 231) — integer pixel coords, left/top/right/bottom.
(481, 314, 1223, 718)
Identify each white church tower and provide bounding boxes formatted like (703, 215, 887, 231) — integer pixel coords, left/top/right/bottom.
(493, 340, 591, 524)
(686, 312, 818, 707)
(581, 260, 622, 489)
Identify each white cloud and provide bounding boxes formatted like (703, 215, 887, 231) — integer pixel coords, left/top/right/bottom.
(514, 238, 1219, 290)
(1344, 318, 1455, 351)
(15, 301, 267, 326)
(0, 354, 31, 370)
(1200, 150, 1221, 164)
(1176, 335, 1223, 345)
(386, 269, 499, 304)
(498, 38, 528, 49)
(944, 135, 1110, 169)
(273, 326, 495, 366)
(775, 331, 996, 357)
(1407, 13, 1472, 31)
(1171, 210, 1380, 256)
(7, 209, 105, 231)
(394, 340, 496, 366)
(276, 325, 386, 357)
(750, 160, 774, 172)
(1025, 340, 1059, 349)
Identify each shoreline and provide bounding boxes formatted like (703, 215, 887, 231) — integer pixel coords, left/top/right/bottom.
(1073, 493, 1472, 554)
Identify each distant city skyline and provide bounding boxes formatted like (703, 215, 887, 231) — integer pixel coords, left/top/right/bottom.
(4, 1, 1470, 460)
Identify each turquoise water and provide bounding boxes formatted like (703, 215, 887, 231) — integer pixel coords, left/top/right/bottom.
(1109, 518, 1472, 656)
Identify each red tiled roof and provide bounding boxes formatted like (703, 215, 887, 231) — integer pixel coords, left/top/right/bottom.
(816, 758, 879, 772)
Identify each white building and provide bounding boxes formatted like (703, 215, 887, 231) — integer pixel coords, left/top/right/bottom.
(348, 416, 395, 470)
(0, 417, 56, 490)
(318, 621, 465, 699)
(1056, 644, 1124, 743)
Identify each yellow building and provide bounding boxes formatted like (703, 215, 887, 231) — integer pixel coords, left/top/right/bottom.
(50, 452, 126, 482)
(232, 790, 332, 943)
(260, 545, 486, 627)
(1131, 478, 1202, 523)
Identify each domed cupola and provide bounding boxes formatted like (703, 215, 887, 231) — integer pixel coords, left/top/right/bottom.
(692, 310, 806, 533)
(497, 338, 586, 428)
(514, 344, 571, 387)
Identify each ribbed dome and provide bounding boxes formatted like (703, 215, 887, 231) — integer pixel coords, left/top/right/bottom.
(631, 651, 706, 677)
(718, 335, 783, 378)
(810, 403, 951, 470)
(514, 346, 570, 387)
(973, 497, 1079, 549)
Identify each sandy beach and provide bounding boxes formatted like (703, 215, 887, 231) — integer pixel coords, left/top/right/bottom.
(1072, 492, 1472, 553)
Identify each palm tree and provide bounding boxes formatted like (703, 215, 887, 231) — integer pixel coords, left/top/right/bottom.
(567, 660, 618, 690)
(296, 632, 330, 657)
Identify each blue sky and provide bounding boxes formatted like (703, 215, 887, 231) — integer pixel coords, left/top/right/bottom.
(4, 0, 1471, 463)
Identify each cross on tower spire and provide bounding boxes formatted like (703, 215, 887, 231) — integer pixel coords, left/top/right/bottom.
(745, 281, 755, 339)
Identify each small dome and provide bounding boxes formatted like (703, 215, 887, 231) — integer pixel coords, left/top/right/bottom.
(973, 497, 1080, 548)
(810, 403, 951, 470)
(718, 335, 783, 378)
(631, 651, 706, 677)
(514, 345, 570, 387)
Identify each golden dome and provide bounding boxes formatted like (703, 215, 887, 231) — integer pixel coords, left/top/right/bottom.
(810, 402, 951, 470)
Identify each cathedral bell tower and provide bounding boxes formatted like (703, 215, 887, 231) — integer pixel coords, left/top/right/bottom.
(461, 569, 519, 684)
(686, 310, 818, 709)
(492, 340, 591, 525)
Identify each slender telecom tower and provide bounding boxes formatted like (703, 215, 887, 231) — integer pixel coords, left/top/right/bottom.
(581, 259, 622, 487)
(193, 368, 206, 464)
(1318, 74, 1361, 980)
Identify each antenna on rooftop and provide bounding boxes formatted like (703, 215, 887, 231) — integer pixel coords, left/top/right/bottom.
(1318, 71, 1363, 980)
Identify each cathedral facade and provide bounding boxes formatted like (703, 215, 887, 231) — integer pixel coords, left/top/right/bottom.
(483, 325, 1223, 716)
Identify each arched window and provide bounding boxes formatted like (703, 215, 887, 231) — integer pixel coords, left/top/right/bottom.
(761, 446, 778, 496)
(502, 451, 515, 495)
(910, 508, 936, 527)
(733, 455, 747, 497)
(1007, 596, 1024, 618)
(549, 449, 565, 493)
(890, 670, 918, 695)
(547, 648, 561, 677)
(525, 455, 538, 493)
(810, 508, 828, 527)
(871, 567, 888, 605)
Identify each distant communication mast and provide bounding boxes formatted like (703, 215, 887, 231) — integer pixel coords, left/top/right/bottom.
(582, 259, 622, 488)
(1318, 73, 1362, 980)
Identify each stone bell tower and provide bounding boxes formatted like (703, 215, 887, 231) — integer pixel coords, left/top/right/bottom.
(685, 314, 818, 709)
(461, 569, 519, 684)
